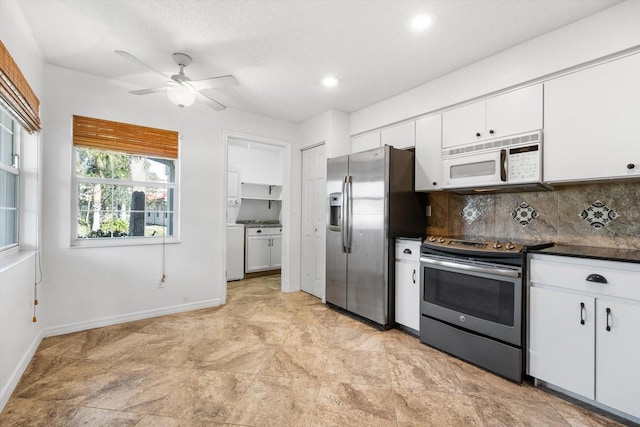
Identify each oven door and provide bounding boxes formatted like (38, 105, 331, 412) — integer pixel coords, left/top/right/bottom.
(441, 149, 504, 189)
(420, 255, 522, 346)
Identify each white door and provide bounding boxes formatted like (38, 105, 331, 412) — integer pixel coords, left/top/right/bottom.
(528, 286, 595, 399)
(301, 144, 326, 298)
(596, 299, 640, 419)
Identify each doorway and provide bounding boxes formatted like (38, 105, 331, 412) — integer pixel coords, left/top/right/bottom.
(301, 143, 326, 300)
(222, 132, 291, 304)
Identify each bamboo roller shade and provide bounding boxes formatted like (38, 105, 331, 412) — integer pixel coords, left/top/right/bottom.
(73, 115, 179, 159)
(0, 40, 41, 133)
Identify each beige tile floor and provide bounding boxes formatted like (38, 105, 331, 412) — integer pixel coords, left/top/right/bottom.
(0, 275, 626, 426)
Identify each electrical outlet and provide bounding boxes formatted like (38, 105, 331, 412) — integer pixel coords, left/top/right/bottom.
(426, 205, 432, 217)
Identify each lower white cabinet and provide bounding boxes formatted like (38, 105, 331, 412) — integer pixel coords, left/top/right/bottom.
(528, 254, 640, 420)
(529, 286, 595, 399)
(245, 227, 282, 273)
(394, 239, 421, 332)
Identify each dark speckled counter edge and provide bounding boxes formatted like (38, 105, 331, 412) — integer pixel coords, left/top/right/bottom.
(530, 245, 640, 264)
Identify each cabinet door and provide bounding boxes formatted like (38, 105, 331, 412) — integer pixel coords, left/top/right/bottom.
(227, 171, 240, 198)
(529, 286, 595, 399)
(246, 236, 271, 272)
(381, 121, 415, 149)
(442, 100, 485, 148)
(544, 53, 640, 183)
(395, 260, 420, 331)
(415, 114, 442, 191)
(351, 132, 381, 153)
(486, 84, 542, 140)
(596, 299, 640, 419)
(270, 235, 282, 269)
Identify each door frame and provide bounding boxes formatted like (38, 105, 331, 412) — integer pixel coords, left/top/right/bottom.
(222, 131, 292, 303)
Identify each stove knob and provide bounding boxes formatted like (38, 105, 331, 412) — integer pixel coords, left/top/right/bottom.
(428, 236, 437, 242)
(493, 241, 502, 249)
(505, 242, 515, 250)
(438, 237, 446, 243)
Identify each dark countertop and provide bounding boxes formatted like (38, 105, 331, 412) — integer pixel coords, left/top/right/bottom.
(530, 244, 640, 264)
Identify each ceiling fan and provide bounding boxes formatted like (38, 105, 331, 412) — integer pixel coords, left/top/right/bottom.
(115, 50, 238, 111)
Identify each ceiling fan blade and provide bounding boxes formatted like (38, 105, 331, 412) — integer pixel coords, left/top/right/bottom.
(191, 75, 238, 91)
(115, 50, 170, 79)
(129, 87, 169, 95)
(196, 92, 226, 111)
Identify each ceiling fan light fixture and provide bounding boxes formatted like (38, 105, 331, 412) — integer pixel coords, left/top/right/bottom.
(166, 82, 196, 108)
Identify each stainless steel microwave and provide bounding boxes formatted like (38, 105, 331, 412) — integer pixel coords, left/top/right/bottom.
(441, 130, 549, 192)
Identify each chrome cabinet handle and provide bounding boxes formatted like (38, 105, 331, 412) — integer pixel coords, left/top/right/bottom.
(606, 307, 612, 331)
(580, 302, 585, 325)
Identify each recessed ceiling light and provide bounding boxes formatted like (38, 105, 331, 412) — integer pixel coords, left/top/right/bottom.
(411, 14, 433, 32)
(322, 76, 339, 87)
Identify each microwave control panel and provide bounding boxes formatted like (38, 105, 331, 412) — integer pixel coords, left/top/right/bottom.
(508, 145, 541, 183)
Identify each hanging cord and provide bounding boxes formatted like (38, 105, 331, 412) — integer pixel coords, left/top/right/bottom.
(33, 132, 43, 322)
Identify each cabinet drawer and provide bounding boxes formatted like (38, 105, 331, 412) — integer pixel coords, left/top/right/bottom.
(395, 239, 421, 262)
(530, 256, 640, 301)
(246, 227, 282, 237)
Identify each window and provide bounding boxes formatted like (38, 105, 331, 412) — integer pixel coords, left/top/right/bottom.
(0, 107, 19, 250)
(72, 116, 179, 245)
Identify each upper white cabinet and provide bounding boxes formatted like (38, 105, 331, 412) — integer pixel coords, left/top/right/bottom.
(228, 144, 283, 185)
(544, 53, 640, 183)
(227, 170, 241, 198)
(381, 121, 415, 149)
(442, 84, 543, 148)
(351, 131, 381, 153)
(415, 114, 442, 191)
(528, 255, 640, 420)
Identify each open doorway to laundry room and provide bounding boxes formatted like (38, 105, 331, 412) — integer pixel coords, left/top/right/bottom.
(222, 131, 291, 304)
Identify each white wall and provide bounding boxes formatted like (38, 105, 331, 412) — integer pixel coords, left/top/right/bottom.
(40, 65, 301, 332)
(0, 0, 46, 411)
(300, 109, 350, 158)
(350, 0, 640, 135)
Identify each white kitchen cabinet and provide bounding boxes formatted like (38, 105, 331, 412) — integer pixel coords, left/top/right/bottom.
(394, 239, 421, 332)
(245, 227, 282, 273)
(528, 254, 640, 420)
(351, 131, 380, 153)
(529, 286, 595, 399)
(270, 235, 282, 269)
(227, 170, 241, 198)
(415, 114, 442, 191)
(381, 121, 415, 149)
(595, 298, 640, 419)
(226, 224, 245, 281)
(442, 84, 542, 148)
(544, 53, 640, 183)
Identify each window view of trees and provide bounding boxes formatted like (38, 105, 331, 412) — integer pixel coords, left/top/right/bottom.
(75, 147, 175, 239)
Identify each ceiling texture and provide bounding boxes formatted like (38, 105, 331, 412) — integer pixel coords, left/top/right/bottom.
(17, 0, 621, 123)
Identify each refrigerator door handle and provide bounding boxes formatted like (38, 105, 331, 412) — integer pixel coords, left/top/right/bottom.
(345, 175, 352, 253)
(341, 176, 348, 253)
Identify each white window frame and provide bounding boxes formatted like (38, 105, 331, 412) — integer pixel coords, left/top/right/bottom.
(71, 146, 180, 248)
(0, 107, 19, 253)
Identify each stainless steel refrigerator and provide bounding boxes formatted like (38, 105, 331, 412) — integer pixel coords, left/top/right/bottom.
(326, 145, 426, 328)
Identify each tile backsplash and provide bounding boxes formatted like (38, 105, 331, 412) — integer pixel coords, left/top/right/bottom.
(426, 181, 640, 250)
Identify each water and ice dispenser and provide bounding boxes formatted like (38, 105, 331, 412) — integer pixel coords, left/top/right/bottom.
(329, 192, 342, 230)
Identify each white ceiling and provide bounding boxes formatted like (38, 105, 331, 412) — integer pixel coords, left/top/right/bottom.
(17, 0, 621, 123)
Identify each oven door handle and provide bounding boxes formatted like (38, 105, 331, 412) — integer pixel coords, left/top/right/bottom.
(419, 257, 521, 278)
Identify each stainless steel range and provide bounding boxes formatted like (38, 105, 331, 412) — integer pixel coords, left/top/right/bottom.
(419, 236, 552, 382)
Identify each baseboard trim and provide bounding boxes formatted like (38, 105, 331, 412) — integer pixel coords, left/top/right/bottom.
(0, 330, 44, 412)
(43, 298, 222, 338)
